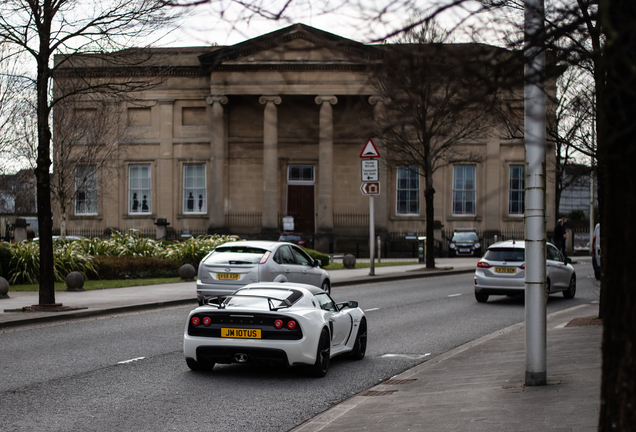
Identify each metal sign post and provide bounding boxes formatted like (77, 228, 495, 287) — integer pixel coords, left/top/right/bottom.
(360, 139, 380, 276)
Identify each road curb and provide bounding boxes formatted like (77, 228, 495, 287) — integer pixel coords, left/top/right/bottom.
(332, 268, 475, 287)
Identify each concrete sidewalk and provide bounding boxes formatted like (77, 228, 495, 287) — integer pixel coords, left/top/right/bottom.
(0, 258, 479, 327)
(292, 301, 602, 432)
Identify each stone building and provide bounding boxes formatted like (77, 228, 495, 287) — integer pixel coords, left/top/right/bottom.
(53, 23, 556, 253)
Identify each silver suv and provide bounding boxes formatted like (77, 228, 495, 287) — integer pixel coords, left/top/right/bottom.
(196, 240, 331, 304)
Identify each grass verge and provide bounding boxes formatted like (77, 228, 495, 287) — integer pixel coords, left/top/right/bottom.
(9, 277, 184, 292)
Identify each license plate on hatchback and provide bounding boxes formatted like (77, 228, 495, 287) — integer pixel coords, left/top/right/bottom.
(217, 273, 240, 280)
(221, 328, 261, 339)
(494, 267, 516, 274)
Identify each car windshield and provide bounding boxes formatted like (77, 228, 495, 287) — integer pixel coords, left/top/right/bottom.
(225, 289, 302, 310)
(483, 248, 525, 262)
(280, 235, 302, 242)
(452, 232, 479, 242)
(206, 246, 268, 265)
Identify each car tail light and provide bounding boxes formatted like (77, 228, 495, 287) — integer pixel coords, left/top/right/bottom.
(477, 261, 491, 268)
(274, 319, 284, 329)
(202, 317, 212, 326)
(191, 317, 200, 326)
(592, 236, 597, 256)
(260, 251, 272, 264)
(287, 320, 297, 330)
(519, 264, 525, 270)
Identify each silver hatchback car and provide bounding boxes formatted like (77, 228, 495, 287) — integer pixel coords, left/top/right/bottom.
(196, 240, 331, 305)
(474, 240, 576, 303)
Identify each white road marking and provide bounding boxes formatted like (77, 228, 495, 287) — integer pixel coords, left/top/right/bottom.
(118, 357, 146, 364)
(364, 307, 380, 312)
(381, 353, 431, 359)
(448, 293, 462, 297)
(554, 322, 568, 329)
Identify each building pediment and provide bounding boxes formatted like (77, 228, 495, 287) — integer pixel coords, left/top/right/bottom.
(199, 23, 383, 69)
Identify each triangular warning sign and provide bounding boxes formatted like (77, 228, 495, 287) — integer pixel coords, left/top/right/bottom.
(360, 139, 380, 158)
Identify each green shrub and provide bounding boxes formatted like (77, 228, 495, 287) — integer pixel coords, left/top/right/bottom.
(303, 248, 330, 267)
(160, 234, 240, 267)
(93, 256, 180, 280)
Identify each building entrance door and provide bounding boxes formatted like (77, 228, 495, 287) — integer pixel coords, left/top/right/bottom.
(286, 165, 315, 234)
(287, 185, 315, 234)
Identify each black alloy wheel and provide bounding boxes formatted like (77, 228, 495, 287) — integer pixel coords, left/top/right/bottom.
(475, 292, 489, 303)
(321, 280, 331, 295)
(350, 318, 367, 360)
(563, 275, 576, 299)
(309, 328, 331, 377)
(186, 358, 215, 372)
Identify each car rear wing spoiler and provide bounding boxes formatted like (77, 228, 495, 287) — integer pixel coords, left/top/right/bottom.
(203, 294, 293, 311)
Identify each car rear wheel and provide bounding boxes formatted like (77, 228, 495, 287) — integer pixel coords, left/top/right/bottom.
(321, 280, 331, 295)
(186, 358, 215, 372)
(309, 328, 331, 377)
(563, 275, 576, 299)
(475, 292, 489, 303)
(350, 318, 367, 360)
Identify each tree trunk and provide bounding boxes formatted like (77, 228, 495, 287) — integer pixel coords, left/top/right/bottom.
(424, 183, 435, 269)
(35, 30, 55, 305)
(598, 0, 636, 429)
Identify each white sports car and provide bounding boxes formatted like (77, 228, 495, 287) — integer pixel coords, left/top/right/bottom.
(183, 282, 367, 377)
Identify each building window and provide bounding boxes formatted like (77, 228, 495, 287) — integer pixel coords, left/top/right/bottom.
(288, 165, 314, 184)
(509, 165, 525, 215)
(453, 165, 476, 215)
(129, 164, 151, 214)
(75, 165, 98, 215)
(396, 165, 420, 215)
(183, 164, 206, 214)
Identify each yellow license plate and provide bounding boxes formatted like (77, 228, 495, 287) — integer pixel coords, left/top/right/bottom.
(494, 267, 516, 274)
(217, 273, 240, 280)
(221, 328, 261, 339)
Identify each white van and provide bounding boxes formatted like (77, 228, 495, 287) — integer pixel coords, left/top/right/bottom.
(592, 223, 601, 280)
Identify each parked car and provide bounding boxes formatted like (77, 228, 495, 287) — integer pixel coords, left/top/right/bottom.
(473, 240, 576, 303)
(592, 223, 601, 280)
(32, 235, 85, 242)
(183, 282, 367, 377)
(196, 240, 331, 305)
(278, 232, 306, 247)
(448, 228, 482, 257)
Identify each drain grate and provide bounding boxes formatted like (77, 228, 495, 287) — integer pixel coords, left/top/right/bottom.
(383, 379, 417, 385)
(360, 390, 398, 397)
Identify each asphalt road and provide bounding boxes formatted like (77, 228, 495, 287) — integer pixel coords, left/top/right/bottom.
(0, 261, 599, 432)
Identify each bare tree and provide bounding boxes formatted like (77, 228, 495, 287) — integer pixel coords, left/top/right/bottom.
(0, 1, 179, 306)
(368, 29, 504, 268)
(51, 94, 129, 237)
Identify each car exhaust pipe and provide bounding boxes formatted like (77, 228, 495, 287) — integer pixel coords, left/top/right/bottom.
(234, 353, 248, 363)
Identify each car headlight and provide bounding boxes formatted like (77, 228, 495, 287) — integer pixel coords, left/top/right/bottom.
(475, 243, 481, 249)
(450, 243, 456, 249)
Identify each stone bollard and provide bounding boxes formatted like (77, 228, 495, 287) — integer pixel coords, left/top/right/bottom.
(65, 271, 85, 291)
(0, 276, 9, 299)
(179, 264, 196, 281)
(14, 218, 28, 243)
(343, 254, 357, 269)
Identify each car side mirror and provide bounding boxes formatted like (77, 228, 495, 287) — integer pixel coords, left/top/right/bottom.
(313, 259, 322, 267)
(337, 301, 358, 310)
(565, 257, 572, 264)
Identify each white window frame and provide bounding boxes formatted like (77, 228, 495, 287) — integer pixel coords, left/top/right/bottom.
(508, 165, 525, 216)
(183, 163, 207, 214)
(75, 165, 98, 216)
(452, 165, 476, 216)
(287, 165, 315, 185)
(128, 164, 152, 215)
(396, 165, 420, 215)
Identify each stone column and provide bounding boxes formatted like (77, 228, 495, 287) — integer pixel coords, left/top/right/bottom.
(369, 96, 389, 237)
(259, 95, 282, 239)
(314, 95, 338, 253)
(206, 95, 229, 234)
(158, 100, 174, 222)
